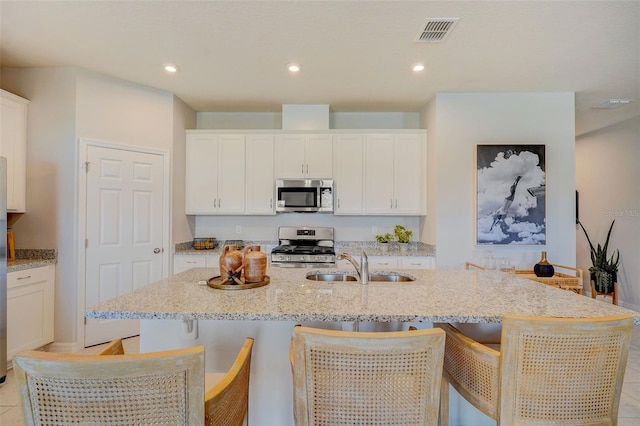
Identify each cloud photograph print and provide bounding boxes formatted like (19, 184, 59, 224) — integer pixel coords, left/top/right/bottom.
(476, 145, 546, 245)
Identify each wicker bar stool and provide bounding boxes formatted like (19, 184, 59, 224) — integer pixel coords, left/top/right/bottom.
(436, 314, 634, 426)
(290, 325, 445, 426)
(15, 338, 254, 426)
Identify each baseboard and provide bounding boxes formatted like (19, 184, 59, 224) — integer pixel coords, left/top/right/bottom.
(47, 342, 80, 353)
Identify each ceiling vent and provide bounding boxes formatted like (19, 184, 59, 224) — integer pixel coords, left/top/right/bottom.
(593, 99, 634, 109)
(414, 18, 460, 42)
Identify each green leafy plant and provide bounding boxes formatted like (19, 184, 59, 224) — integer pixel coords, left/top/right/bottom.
(578, 219, 620, 275)
(375, 233, 394, 243)
(393, 225, 413, 244)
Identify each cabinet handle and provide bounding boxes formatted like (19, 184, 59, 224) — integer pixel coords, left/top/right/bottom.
(390, 199, 393, 208)
(213, 199, 217, 208)
(395, 199, 398, 208)
(337, 199, 340, 208)
(270, 198, 273, 209)
(218, 198, 221, 208)
(306, 164, 309, 174)
(17, 275, 32, 280)
(301, 164, 304, 174)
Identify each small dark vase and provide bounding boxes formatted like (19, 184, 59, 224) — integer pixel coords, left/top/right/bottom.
(534, 251, 555, 277)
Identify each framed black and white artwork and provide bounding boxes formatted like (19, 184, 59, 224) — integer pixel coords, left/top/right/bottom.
(476, 144, 546, 245)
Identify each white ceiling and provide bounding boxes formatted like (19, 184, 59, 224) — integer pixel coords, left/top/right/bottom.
(1, 1, 638, 135)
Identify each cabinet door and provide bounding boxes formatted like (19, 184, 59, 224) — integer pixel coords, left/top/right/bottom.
(364, 135, 395, 214)
(246, 134, 275, 214)
(275, 134, 306, 178)
(393, 134, 425, 215)
(186, 134, 219, 214)
(305, 134, 333, 178)
(217, 135, 245, 213)
(7, 266, 55, 360)
(333, 134, 364, 214)
(0, 90, 28, 212)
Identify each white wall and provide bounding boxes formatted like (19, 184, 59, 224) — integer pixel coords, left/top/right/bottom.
(420, 98, 437, 245)
(576, 116, 640, 310)
(172, 96, 197, 245)
(423, 92, 576, 270)
(196, 111, 420, 129)
(1, 67, 79, 346)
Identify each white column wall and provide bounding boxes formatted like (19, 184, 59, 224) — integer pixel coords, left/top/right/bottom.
(424, 92, 576, 270)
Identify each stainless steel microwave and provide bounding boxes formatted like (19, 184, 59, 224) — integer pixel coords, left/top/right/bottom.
(275, 179, 334, 213)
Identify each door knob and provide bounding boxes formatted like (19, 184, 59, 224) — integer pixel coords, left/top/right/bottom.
(154, 248, 161, 254)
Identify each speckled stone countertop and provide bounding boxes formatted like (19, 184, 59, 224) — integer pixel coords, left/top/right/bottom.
(8, 249, 58, 272)
(87, 267, 639, 324)
(174, 241, 435, 257)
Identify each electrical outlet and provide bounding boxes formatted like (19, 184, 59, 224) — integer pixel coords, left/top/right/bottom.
(371, 226, 378, 235)
(236, 225, 242, 234)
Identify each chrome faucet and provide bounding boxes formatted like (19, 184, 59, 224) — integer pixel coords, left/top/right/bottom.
(337, 251, 369, 284)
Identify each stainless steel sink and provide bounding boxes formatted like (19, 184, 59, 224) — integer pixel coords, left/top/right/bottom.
(368, 273, 415, 282)
(305, 272, 358, 282)
(305, 271, 415, 282)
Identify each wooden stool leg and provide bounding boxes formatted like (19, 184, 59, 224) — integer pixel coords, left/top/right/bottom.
(613, 281, 619, 305)
(439, 376, 450, 426)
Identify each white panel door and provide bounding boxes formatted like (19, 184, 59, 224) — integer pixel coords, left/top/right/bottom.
(246, 134, 275, 214)
(305, 134, 333, 178)
(85, 145, 165, 346)
(334, 134, 364, 214)
(364, 134, 395, 214)
(393, 134, 424, 214)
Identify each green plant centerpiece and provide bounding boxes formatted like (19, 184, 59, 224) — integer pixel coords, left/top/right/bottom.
(394, 225, 413, 251)
(578, 219, 620, 294)
(375, 232, 394, 252)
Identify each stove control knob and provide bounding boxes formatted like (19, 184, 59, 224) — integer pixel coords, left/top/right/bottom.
(300, 255, 307, 261)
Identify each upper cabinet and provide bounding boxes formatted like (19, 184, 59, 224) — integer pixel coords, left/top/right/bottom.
(245, 134, 276, 215)
(275, 134, 333, 178)
(364, 133, 426, 215)
(0, 90, 28, 212)
(333, 134, 364, 215)
(186, 133, 245, 214)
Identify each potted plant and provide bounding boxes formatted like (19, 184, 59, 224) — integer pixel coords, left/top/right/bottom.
(394, 225, 413, 252)
(375, 232, 394, 251)
(578, 219, 620, 294)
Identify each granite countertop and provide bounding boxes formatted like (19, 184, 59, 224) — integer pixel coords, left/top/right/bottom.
(86, 267, 639, 324)
(8, 249, 58, 272)
(174, 241, 436, 257)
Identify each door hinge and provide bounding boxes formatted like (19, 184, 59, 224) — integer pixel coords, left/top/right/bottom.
(84, 161, 91, 172)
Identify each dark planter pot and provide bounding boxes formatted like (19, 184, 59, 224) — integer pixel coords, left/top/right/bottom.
(591, 271, 617, 294)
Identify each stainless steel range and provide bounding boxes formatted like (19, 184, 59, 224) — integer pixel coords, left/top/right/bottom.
(270, 226, 335, 268)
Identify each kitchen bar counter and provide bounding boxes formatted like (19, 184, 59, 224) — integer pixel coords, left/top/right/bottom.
(87, 267, 638, 323)
(86, 267, 639, 426)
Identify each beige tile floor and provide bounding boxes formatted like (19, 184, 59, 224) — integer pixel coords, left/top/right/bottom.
(1, 329, 640, 425)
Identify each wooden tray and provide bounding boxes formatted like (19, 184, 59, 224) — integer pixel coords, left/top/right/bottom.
(207, 275, 270, 290)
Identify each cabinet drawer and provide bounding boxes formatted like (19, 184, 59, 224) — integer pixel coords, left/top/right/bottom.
(368, 256, 398, 269)
(7, 266, 51, 289)
(399, 256, 435, 269)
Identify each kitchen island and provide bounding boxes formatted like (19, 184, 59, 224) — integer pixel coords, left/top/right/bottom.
(87, 267, 639, 426)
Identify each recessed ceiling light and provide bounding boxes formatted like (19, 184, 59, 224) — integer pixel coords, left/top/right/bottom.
(287, 63, 301, 72)
(412, 64, 425, 72)
(164, 64, 178, 73)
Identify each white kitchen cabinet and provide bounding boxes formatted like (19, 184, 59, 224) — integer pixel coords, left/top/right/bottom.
(364, 133, 426, 215)
(368, 256, 399, 269)
(186, 133, 245, 214)
(245, 134, 276, 215)
(7, 265, 55, 360)
(337, 255, 435, 271)
(333, 134, 364, 215)
(173, 254, 220, 274)
(0, 89, 28, 212)
(275, 134, 333, 178)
